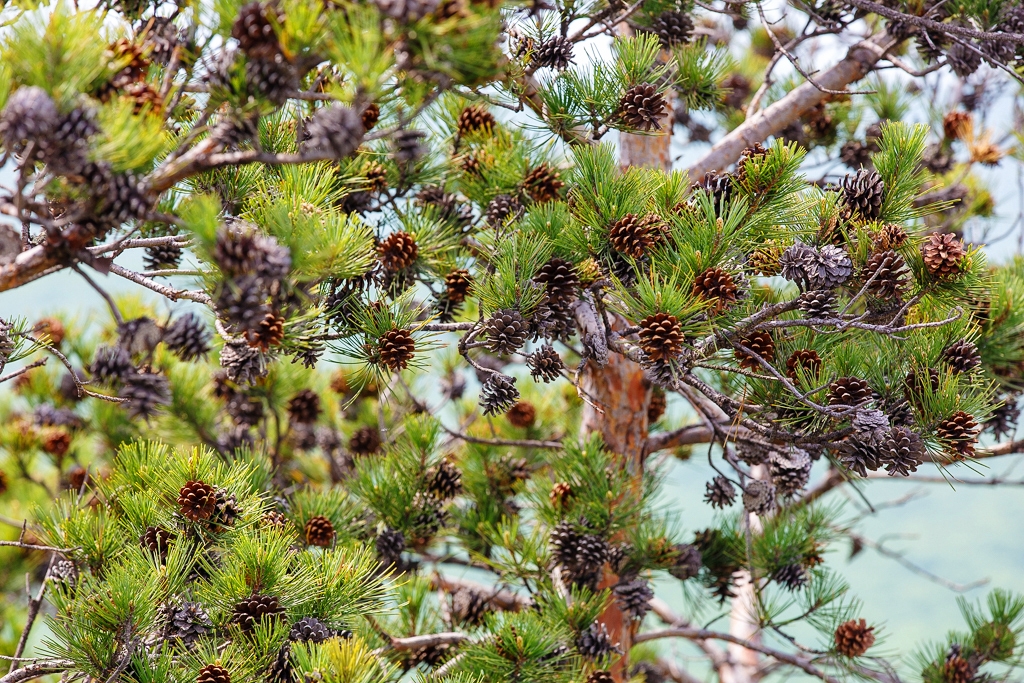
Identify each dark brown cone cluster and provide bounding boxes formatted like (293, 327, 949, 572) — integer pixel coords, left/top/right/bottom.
(841, 168, 884, 221)
(450, 587, 491, 626)
(863, 250, 910, 298)
(619, 83, 666, 131)
(233, 593, 286, 632)
(638, 312, 684, 362)
(922, 233, 965, 278)
(426, 458, 463, 500)
(734, 331, 774, 370)
(140, 525, 174, 560)
(349, 426, 382, 455)
(506, 401, 537, 428)
(704, 475, 736, 508)
(527, 345, 564, 383)
(692, 268, 738, 313)
(943, 647, 977, 683)
(522, 163, 565, 203)
(178, 480, 217, 521)
(943, 110, 971, 140)
(484, 309, 529, 355)
(943, 340, 981, 373)
(231, 2, 281, 59)
(937, 411, 979, 456)
(608, 213, 665, 258)
(829, 376, 871, 407)
(457, 105, 495, 136)
(445, 269, 472, 303)
(197, 664, 231, 683)
(304, 515, 336, 547)
(378, 328, 415, 370)
(361, 103, 380, 131)
(550, 481, 572, 508)
(377, 231, 419, 272)
(874, 223, 908, 250)
(650, 10, 693, 47)
(786, 349, 822, 380)
(834, 619, 876, 657)
(287, 389, 321, 424)
(648, 387, 667, 422)
(586, 670, 615, 683)
(534, 257, 579, 301)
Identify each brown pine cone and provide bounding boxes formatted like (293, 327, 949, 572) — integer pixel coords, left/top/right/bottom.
(550, 481, 572, 508)
(361, 102, 380, 131)
(247, 312, 285, 351)
(304, 515, 336, 547)
(287, 389, 321, 424)
(445, 269, 473, 304)
(834, 618, 875, 657)
(378, 328, 415, 370)
(178, 480, 217, 521)
(231, 2, 281, 59)
(786, 349, 822, 380)
(873, 223, 907, 250)
(457, 105, 495, 136)
(197, 664, 231, 683)
(747, 241, 784, 276)
(921, 233, 965, 279)
(506, 401, 537, 428)
(828, 376, 871, 407)
(232, 593, 285, 632)
(608, 213, 652, 258)
(942, 110, 971, 140)
(692, 268, 738, 313)
(377, 231, 419, 272)
(522, 163, 564, 203)
(534, 257, 580, 302)
(937, 411, 979, 456)
(619, 83, 667, 131)
(863, 250, 910, 298)
(942, 339, 981, 373)
(140, 525, 174, 559)
(638, 312, 684, 362)
(42, 430, 71, 457)
(734, 331, 774, 370)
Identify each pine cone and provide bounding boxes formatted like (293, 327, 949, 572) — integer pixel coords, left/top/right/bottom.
(267, 644, 293, 683)
(946, 42, 982, 78)
(486, 193, 524, 226)
(140, 525, 174, 560)
(527, 344, 564, 382)
(457, 105, 495, 136)
(697, 171, 734, 211)
(246, 312, 285, 351)
(904, 367, 940, 406)
(779, 242, 820, 290)
(426, 458, 463, 500)
(120, 370, 170, 420)
(942, 110, 972, 140)
(144, 241, 182, 271)
(608, 213, 654, 258)
(734, 330, 774, 370)
(881, 426, 926, 476)
(943, 339, 981, 373)
(233, 593, 285, 632)
(263, 510, 288, 527)
(178, 480, 217, 521)
(165, 600, 212, 646)
(829, 376, 871, 407)
(785, 349, 822, 380)
(532, 298, 576, 342)
(290, 616, 333, 643)
(377, 231, 419, 272)
(841, 438, 881, 477)
(840, 140, 874, 170)
(245, 54, 297, 106)
(669, 543, 703, 580)
(197, 664, 231, 683)
(376, 527, 405, 565)
(550, 481, 573, 508)
(613, 579, 654, 620)
(480, 373, 519, 416)
(834, 619, 876, 657)
(692, 268, 738, 312)
(772, 563, 808, 591)
(815, 245, 853, 288)
(522, 163, 565, 203)
(984, 396, 1021, 440)
(304, 515, 336, 547)
(484, 309, 529, 355)
(619, 83, 666, 132)
(704, 475, 735, 508)
(0, 87, 58, 152)
(90, 345, 133, 385)
(937, 411, 979, 456)
(648, 387, 667, 422)
(638, 312, 684, 362)
(378, 328, 416, 370)
(506, 401, 537, 428)
(874, 223, 908, 250)
(450, 587, 491, 626)
(445, 269, 473, 303)
(48, 560, 78, 586)
(361, 102, 380, 131)
(303, 104, 363, 157)
(742, 479, 776, 516)
(231, 2, 281, 58)
(576, 622, 614, 659)
(164, 314, 212, 362)
(534, 257, 580, 302)
(532, 36, 574, 69)
(391, 128, 427, 167)
(587, 671, 615, 683)
(288, 389, 321, 424)
(747, 241, 785, 276)
(416, 186, 472, 227)
(650, 10, 693, 47)
(841, 168, 885, 220)
(853, 408, 890, 443)
(923, 232, 966, 279)
(349, 426, 382, 455)
(769, 448, 811, 497)
(863, 249, 910, 298)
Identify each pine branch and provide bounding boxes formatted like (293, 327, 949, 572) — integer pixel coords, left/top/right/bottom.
(0, 661, 74, 683)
